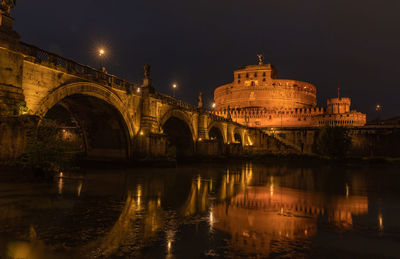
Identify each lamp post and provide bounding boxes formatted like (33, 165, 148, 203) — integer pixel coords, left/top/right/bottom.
(375, 104, 383, 124)
(98, 49, 105, 70)
(172, 83, 177, 98)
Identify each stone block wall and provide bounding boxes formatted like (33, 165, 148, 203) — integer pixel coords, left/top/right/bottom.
(0, 115, 37, 162)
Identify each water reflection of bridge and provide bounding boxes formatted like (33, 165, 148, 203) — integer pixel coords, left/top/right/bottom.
(56, 164, 369, 257)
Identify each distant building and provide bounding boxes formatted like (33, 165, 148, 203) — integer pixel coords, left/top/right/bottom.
(214, 57, 366, 128)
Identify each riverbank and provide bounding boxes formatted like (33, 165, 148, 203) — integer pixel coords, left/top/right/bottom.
(1, 154, 400, 181)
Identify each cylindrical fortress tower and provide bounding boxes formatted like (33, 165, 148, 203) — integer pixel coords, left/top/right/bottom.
(214, 61, 317, 111)
(213, 56, 366, 128)
(326, 97, 351, 114)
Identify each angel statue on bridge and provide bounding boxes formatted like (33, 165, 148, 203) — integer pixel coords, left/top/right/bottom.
(1, 0, 16, 15)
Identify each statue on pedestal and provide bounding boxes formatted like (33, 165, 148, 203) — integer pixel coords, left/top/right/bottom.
(144, 64, 151, 79)
(1, 0, 16, 15)
(257, 54, 264, 65)
(198, 92, 203, 108)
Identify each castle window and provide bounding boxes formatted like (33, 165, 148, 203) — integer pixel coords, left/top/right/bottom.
(254, 72, 257, 77)
(251, 81, 255, 86)
(238, 80, 241, 83)
(263, 78, 266, 82)
(246, 73, 249, 78)
(263, 72, 266, 77)
(238, 74, 241, 79)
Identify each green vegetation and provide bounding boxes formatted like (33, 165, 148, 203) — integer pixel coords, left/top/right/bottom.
(316, 126, 352, 159)
(16, 119, 80, 176)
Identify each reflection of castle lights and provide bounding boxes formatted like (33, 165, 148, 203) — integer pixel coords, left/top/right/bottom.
(137, 185, 142, 205)
(197, 175, 201, 191)
(304, 229, 308, 235)
(157, 197, 161, 208)
(270, 176, 274, 197)
(77, 182, 83, 197)
(58, 178, 63, 195)
(209, 211, 214, 226)
(166, 230, 175, 254)
(345, 183, 349, 197)
(378, 213, 384, 231)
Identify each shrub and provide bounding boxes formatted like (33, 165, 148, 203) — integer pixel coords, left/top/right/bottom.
(16, 119, 78, 175)
(316, 126, 352, 159)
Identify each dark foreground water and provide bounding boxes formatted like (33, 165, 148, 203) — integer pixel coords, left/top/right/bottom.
(1, 162, 400, 258)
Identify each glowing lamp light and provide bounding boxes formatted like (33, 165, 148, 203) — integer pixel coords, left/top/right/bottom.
(172, 83, 177, 89)
(137, 87, 141, 93)
(378, 213, 384, 231)
(212, 103, 216, 109)
(99, 49, 105, 56)
(140, 131, 144, 136)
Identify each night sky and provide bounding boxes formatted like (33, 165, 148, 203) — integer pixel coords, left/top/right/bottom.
(12, 0, 400, 120)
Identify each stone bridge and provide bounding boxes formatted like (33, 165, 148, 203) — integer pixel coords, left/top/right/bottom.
(0, 36, 281, 160)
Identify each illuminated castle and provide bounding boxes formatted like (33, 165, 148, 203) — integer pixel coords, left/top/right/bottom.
(213, 56, 366, 128)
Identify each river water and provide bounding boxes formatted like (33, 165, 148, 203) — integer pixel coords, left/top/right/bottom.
(1, 162, 400, 258)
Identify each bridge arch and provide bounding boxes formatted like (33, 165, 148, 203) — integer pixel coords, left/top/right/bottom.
(207, 121, 227, 143)
(159, 109, 195, 159)
(233, 127, 244, 146)
(35, 82, 135, 160)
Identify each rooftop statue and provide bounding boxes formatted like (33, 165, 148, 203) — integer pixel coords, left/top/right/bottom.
(144, 64, 151, 78)
(1, 0, 16, 15)
(198, 92, 203, 108)
(257, 54, 264, 65)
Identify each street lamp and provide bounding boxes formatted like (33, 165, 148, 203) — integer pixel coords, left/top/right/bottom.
(98, 48, 105, 70)
(375, 104, 383, 124)
(172, 83, 177, 98)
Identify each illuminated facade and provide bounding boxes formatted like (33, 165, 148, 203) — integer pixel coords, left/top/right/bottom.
(214, 57, 366, 128)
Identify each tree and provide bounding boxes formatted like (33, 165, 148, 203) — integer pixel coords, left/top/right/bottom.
(16, 119, 78, 175)
(316, 126, 352, 159)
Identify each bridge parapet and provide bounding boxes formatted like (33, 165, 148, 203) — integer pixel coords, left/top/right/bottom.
(152, 92, 197, 111)
(19, 42, 140, 94)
